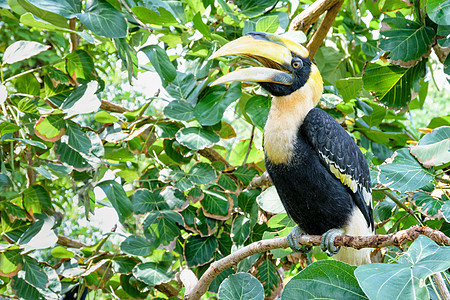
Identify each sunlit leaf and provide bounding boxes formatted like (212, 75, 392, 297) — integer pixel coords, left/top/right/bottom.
(3, 40, 50, 64)
(410, 126, 450, 168)
(256, 186, 286, 214)
(231, 215, 250, 244)
(427, 0, 450, 25)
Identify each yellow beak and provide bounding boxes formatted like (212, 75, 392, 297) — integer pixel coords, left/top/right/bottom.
(210, 33, 309, 86)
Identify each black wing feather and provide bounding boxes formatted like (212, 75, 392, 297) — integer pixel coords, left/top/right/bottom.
(301, 108, 374, 230)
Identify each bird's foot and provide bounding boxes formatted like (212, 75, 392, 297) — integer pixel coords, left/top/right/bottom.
(287, 226, 312, 253)
(320, 228, 345, 257)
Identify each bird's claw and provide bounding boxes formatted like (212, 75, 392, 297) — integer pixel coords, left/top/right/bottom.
(287, 226, 312, 253)
(320, 228, 344, 257)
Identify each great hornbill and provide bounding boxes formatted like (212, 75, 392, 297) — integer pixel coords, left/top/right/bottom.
(211, 32, 374, 265)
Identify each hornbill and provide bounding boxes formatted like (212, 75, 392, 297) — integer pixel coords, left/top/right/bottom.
(210, 32, 374, 265)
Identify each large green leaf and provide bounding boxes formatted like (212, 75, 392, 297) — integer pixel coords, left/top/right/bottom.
(257, 259, 279, 297)
(355, 236, 450, 300)
(194, 83, 241, 126)
(0, 250, 23, 277)
(22, 185, 52, 214)
(11, 277, 44, 300)
(427, 0, 450, 25)
(165, 72, 197, 100)
(314, 46, 346, 84)
(202, 190, 230, 219)
(376, 148, 434, 193)
(97, 180, 133, 222)
(54, 140, 90, 170)
(163, 100, 195, 121)
(64, 50, 97, 82)
(410, 126, 450, 168)
(218, 272, 264, 300)
(245, 95, 271, 131)
(132, 262, 172, 286)
(184, 235, 217, 267)
(22, 255, 49, 289)
(255, 15, 279, 33)
(363, 60, 425, 109)
(379, 18, 434, 62)
(120, 235, 153, 256)
(413, 191, 443, 217)
(34, 114, 66, 142)
(231, 215, 251, 244)
(131, 189, 166, 214)
(29, 0, 81, 18)
(132, 6, 178, 27)
(143, 210, 183, 245)
(77, 0, 127, 38)
(335, 77, 363, 102)
(17, 0, 69, 28)
(236, 0, 278, 17)
(2, 40, 50, 64)
(187, 162, 216, 184)
(141, 45, 177, 87)
(282, 260, 367, 300)
(176, 127, 219, 150)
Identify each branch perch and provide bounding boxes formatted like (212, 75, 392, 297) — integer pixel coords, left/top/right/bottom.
(184, 226, 450, 300)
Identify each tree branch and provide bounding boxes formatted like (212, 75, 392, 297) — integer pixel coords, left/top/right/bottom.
(289, 0, 341, 32)
(306, 0, 344, 58)
(184, 226, 450, 300)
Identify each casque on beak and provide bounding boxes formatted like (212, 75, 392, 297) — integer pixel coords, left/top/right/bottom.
(210, 32, 309, 86)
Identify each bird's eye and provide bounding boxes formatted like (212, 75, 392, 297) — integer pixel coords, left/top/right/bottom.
(292, 60, 303, 69)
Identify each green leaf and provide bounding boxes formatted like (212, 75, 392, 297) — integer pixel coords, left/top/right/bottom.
(231, 215, 251, 244)
(54, 140, 90, 170)
(22, 185, 52, 214)
(376, 148, 434, 193)
(256, 186, 286, 214)
(13, 73, 40, 96)
(66, 121, 91, 154)
(143, 210, 183, 245)
(194, 83, 242, 126)
(363, 60, 425, 109)
(65, 50, 97, 82)
(131, 189, 166, 214)
(133, 262, 172, 286)
(335, 77, 363, 101)
(255, 15, 279, 33)
(184, 235, 217, 267)
(94, 110, 118, 123)
(77, 0, 127, 38)
(257, 259, 279, 297)
(0, 250, 23, 277)
(132, 6, 178, 27)
(413, 191, 443, 217)
(355, 236, 450, 300)
(18, 215, 57, 251)
(218, 272, 264, 300)
(161, 186, 186, 209)
(112, 257, 139, 274)
(61, 81, 100, 116)
(176, 127, 219, 150)
(97, 180, 133, 222)
(315, 46, 346, 84)
(193, 12, 210, 37)
(410, 126, 450, 168)
(187, 163, 216, 184)
(427, 0, 450, 25)
(142, 45, 177, 87)
(283, 260, 367, 299)
(17, 0, 69, 28)
(163, 100, 195, 121)
(165, 72, 197, 100)
(379, 18, 434, 62)
(120, 235, 153, 256)
(29, 0, 81, 18)
(233, 165, 259, 186)
(7, 138, 46, 149)
(2, 40, 50, 64)
(0, 121, 20, 136)
(11, 277, 44, 300)
(202, 190, 230, 219)
(236, 0, 278, 17)
(51, 246, 75, 259)
(22, 255, 48, 289)
(34, 114, 66, 142)
(245, 95, 271, 131)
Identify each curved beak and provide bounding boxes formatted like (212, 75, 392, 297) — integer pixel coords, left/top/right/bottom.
(210, 32, 309, 86)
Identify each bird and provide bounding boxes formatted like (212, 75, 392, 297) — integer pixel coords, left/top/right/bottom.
(210, 32, 374, 265)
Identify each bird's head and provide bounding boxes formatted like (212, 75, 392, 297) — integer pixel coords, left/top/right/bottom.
(210, 32, 322, 100)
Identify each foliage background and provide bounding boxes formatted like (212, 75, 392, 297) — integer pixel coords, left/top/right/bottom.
(0, 0, 449, 299)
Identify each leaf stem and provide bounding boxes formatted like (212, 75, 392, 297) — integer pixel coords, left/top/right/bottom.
(383, 190, 424, 226)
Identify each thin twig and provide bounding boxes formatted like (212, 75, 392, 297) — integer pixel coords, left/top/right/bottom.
(383, 190, 424, 226)
(242, 125, 255, 165)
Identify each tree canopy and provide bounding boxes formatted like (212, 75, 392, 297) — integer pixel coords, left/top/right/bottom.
(0, 0, 449, 299)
